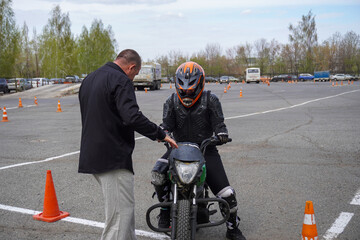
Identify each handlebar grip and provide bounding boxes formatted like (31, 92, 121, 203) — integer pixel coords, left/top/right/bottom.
(227, 138, 232, 143)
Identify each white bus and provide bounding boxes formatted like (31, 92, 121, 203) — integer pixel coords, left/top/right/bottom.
(245, 68, 260, 84)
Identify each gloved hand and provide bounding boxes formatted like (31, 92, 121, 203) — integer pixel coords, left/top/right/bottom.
(217, 133, 229, 144)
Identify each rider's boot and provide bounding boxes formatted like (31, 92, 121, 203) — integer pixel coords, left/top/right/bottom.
(225, 212, 246, 240)
(153, 184, 171, 228)
(158, 208, 170, 228)
(217, 187, 246, 240)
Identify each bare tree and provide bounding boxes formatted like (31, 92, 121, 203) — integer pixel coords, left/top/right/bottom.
(289, 10, 318, 73)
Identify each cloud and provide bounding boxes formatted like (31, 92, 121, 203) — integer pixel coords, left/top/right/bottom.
(241, 9, 252, 15)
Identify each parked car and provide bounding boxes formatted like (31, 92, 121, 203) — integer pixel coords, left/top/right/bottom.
(64, 75, 80, 83)
(23, 79, 32, 90)
(7, 78, 31, 92)
(271, 74, 297, 82)
(50, 78, 65, 84)
(30, 78, 50, 87)
(345, 74, 357, 81)
(229, 76, 239, 82)
(0, 78, 10, 94)
(205, 76, 217, 83)
(330, 74, 346, 81)
(219, 76, 230, 84)
(298, 73, 314, 81)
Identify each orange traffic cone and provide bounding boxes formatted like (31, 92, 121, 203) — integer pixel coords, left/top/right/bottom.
(33, 170, 69, 222)
(239, 89, 243, 98)
(2, 107, 9, 122)
(145, 88, 148, 93)
(34, 96, 38, 106)
(267, 81, 270, 86)
(56, 100, 62, 112)
(332, 82, 335, 87)
(170, 84, 172, 89)
(18, 98, 23, 108)
(301, 201, 318, 240)
(224, 87, 227, 93)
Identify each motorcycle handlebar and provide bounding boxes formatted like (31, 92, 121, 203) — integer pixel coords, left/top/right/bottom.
(163, 135, 232, 151)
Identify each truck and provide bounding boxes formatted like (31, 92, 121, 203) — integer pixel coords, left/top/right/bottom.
(314, 71, 330, 82)
(133, 63, 161, 90)
(245, 68, 260, 83)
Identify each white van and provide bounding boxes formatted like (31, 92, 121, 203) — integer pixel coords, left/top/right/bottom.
(31, 78, 50, 87)
(245, 68, 260, 84)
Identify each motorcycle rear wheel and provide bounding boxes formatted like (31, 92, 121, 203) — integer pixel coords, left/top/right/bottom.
(176, 199, 191, 240)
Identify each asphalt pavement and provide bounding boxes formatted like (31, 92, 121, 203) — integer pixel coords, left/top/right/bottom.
(0, 81, 359, 240)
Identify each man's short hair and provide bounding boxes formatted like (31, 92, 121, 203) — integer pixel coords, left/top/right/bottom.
(116, 49, 142, 68)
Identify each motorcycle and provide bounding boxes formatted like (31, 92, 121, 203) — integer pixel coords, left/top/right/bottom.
(146, 136, 232, 240)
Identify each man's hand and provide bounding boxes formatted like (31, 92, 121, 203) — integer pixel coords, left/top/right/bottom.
(163, 135, 178, 148)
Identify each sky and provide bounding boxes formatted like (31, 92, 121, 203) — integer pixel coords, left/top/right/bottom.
(11, 0, 360, 61)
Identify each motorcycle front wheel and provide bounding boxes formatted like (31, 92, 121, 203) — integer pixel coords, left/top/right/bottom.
(176, 199, 191, 240)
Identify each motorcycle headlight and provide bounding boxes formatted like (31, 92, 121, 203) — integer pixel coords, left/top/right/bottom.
(174, 160, 200, 184)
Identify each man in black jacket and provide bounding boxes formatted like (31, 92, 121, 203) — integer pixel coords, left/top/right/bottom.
(79, 49, 177, 240)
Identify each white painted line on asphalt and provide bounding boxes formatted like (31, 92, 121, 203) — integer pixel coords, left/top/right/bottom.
(225, 89, 360, 120)
(350, 188, 360, 205)
(0, 136, 146, 171)
(0, 151, 80, 171)
(323, 212, 354, 240)
(0, 204, 169, 239)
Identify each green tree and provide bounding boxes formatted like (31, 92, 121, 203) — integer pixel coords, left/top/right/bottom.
(289, 10, 318, 73)
(77, 19, 117, 75)
(0, 0, 20, 78)
(14, 22, 35, 77)
(38, 5, 77, 78)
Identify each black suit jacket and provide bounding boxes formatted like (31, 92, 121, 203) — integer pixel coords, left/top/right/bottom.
(78, 62, 165, 174)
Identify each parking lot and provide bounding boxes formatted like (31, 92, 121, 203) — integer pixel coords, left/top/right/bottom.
(0, 81, 360, 240)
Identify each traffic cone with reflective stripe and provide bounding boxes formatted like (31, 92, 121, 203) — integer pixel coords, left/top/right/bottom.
(33, 170, 69, 222)
(2, 107, 9, 122)
(34, 96, 38, 106)
(224, 87, 227, 93)
(56, 100, 62, 112)
(239, 89, 243, 98)
(301, 201, 318, 240)
(18, 98, 23, 108)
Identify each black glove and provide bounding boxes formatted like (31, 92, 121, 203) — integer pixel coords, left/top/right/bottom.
(217, 133, 229, 144)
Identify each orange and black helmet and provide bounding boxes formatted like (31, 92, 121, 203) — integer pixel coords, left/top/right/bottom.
(175, 61, 205, 107)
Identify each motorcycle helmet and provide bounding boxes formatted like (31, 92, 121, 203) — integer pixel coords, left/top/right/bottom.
(175, 61, 205, 107)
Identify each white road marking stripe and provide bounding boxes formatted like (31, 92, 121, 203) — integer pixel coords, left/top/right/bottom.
(323, 212, 354, 240)
(0, 151, 80, 171)
(0, 204, 169, 239)
(0, 136, 146, 171)
(225, 89, 360, 120)
(350, 188, 360, 205)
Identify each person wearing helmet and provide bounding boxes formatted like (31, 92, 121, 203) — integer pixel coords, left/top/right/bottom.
(151, 61, 246, 240)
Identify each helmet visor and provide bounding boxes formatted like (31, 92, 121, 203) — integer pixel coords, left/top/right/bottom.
(179, 88, 195, 97)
